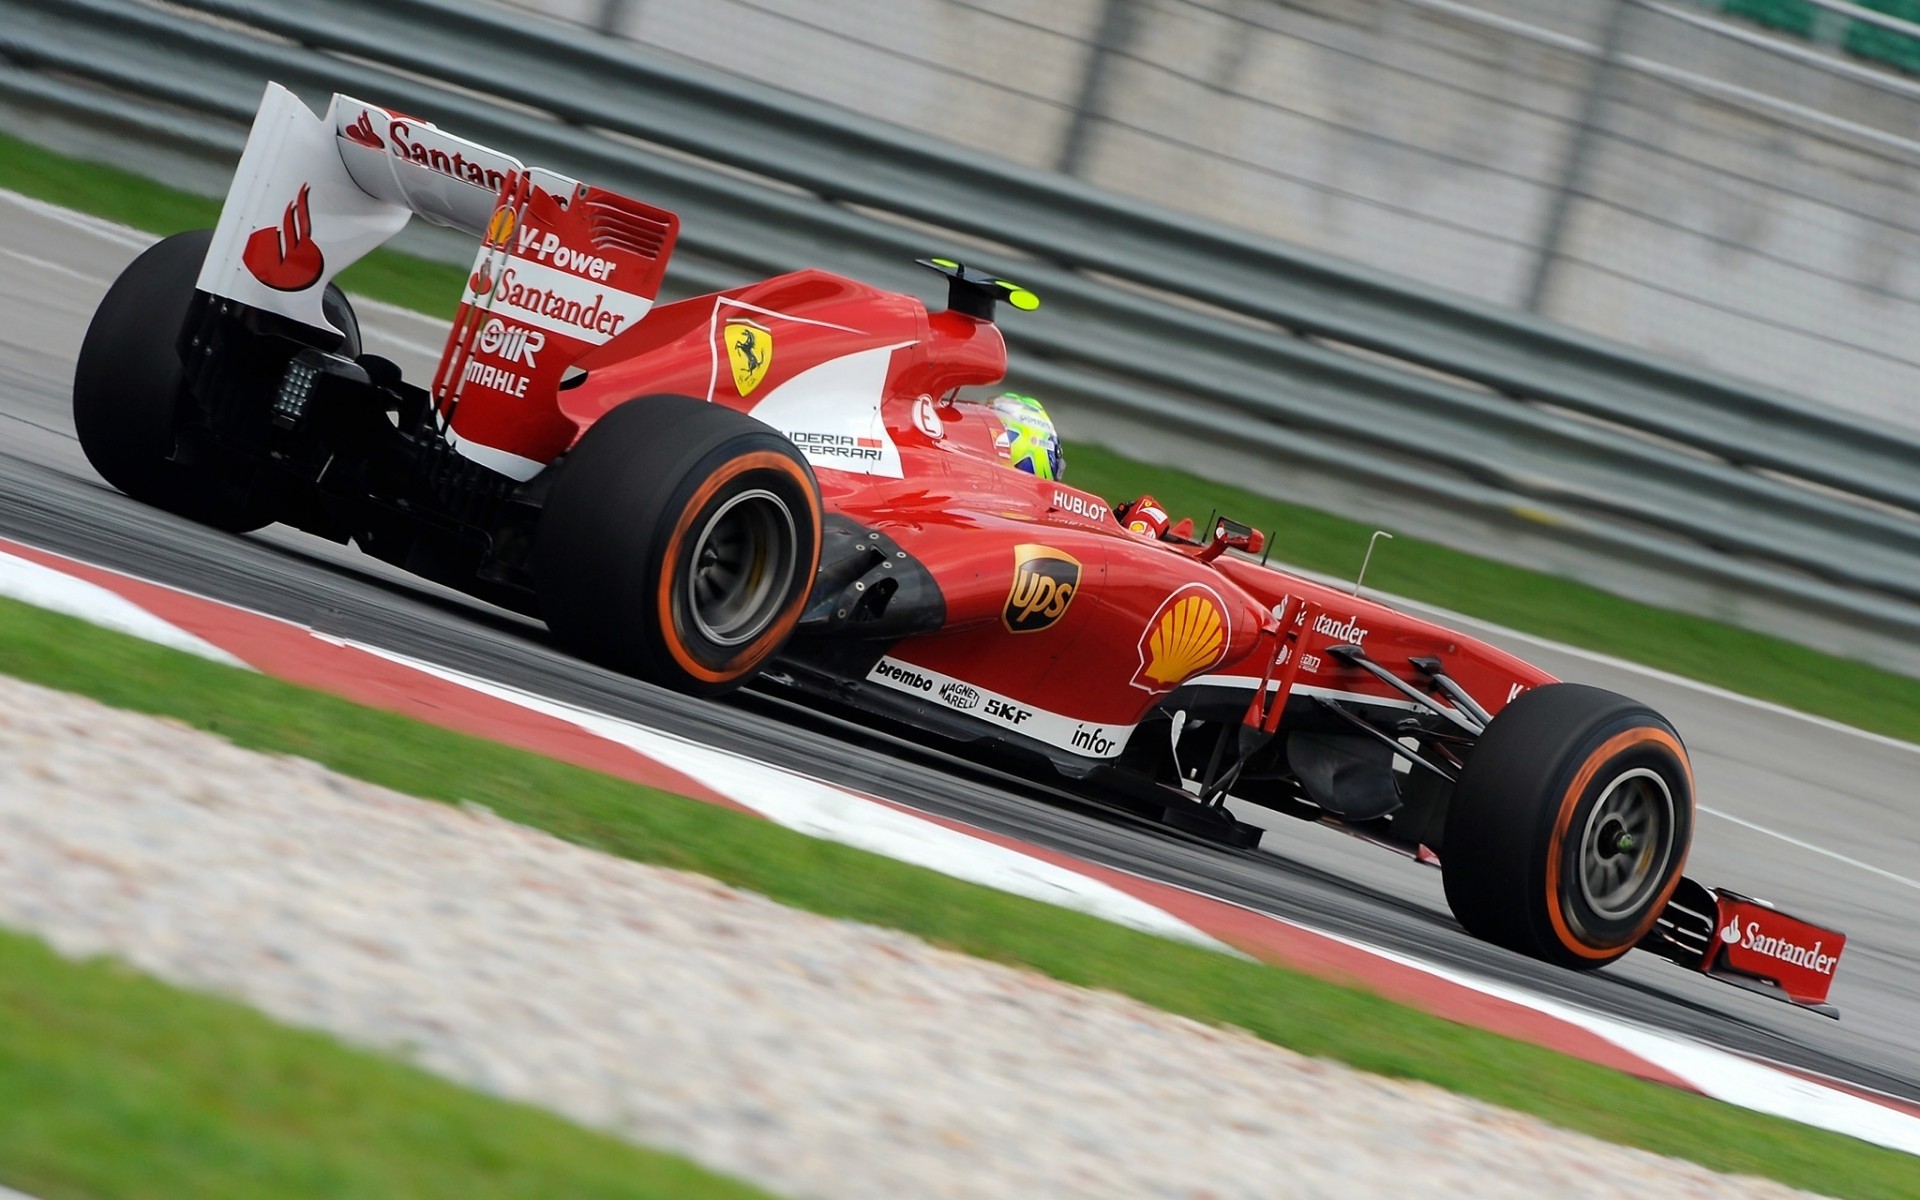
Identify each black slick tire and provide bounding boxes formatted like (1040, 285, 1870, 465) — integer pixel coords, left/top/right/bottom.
(534, 395, 822, 696)
(72, 229, 359, 532)
(1441, 683, 1694, 969)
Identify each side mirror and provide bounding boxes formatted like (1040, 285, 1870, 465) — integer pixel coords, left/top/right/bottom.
(1198, 516, 1265, 561)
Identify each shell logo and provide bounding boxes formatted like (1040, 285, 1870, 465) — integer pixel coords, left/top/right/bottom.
(485, 204, 517, 248)
(1132, 585, 1230, 691)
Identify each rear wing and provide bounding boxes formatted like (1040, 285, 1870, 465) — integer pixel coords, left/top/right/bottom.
(200, 83, 679, 475)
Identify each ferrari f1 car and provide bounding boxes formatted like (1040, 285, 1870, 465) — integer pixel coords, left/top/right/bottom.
(73, 84, 1847, 1013)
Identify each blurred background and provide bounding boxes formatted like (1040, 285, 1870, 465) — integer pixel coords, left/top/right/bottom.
(9, 0, 1920, 666)
(519, 0, 1920, 432)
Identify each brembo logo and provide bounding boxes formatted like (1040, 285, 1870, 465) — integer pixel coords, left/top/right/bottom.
(1721, 917, 1838, 976)
(1003, 544, 1080, 634)
(872, 660, 933, 692)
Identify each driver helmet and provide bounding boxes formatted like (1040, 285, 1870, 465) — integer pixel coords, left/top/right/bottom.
(991, 391, 1064, 482)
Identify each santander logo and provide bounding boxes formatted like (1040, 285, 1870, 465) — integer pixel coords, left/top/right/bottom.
(343, 110, 385, 149)
(242, 183, 324, 293)
(1721, 915, 1838, 976)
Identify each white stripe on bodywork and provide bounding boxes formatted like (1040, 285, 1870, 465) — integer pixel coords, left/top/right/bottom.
(443, 425, 547, 482)
(0, 551, 248, 667)
(865, 655, 1132, 759)
(455, 255, 654, 340)
(743, 343, 912, 479)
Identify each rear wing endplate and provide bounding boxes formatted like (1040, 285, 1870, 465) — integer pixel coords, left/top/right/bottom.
(196, 83, 679, 479)
(196, 83, 659, 339)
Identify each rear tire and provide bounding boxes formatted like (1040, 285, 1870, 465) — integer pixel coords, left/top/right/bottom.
(72, 229, 359, 532)
(1442, 683, 1693, 969)
(535, 396, 822, 696)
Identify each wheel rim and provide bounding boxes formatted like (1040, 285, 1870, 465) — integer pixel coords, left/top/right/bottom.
(1576, 766, 1676, 921)
(684, 488, 798, 647)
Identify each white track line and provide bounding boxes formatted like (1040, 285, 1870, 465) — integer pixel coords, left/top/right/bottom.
(351, 296, 455, 360)
(1337, 565, 1920, 760)
(0, 187, 153, 248)
(1700, 804, 1920, 893)
(0, 244, 105, 284)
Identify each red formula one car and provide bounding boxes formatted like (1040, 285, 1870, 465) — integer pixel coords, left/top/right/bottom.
(74, 84, 1845, 1012)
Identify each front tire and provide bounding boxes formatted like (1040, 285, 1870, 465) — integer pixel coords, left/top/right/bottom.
(534, 396, 822, 696)
(1442, 683, 1693, 969)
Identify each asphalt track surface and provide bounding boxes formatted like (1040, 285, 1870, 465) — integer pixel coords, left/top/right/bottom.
(5, 192, 1919, 1111)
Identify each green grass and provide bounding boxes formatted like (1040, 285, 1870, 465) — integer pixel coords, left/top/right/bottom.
(6, 126, 1920, 1191)
(11, 127, 1920, 750)
(0, 596, 1915, 1198)
(0, 928, 769, 1200)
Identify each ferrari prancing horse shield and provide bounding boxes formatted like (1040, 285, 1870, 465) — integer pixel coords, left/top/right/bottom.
(726, 319, 773, 396)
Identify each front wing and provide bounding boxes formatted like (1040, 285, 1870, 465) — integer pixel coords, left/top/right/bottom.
(1641, 877, 1847, 1017)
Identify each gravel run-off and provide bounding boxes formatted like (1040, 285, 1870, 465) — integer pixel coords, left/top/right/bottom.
(0, 673, 1832, 1199)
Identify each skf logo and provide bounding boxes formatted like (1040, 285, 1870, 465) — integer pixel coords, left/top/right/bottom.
(1003, 544, 1080, 633)
(726, 319, 773, 396)
(1133, 585, 1229, 691)
(243, 183, 324, 292)
(986, 698, 1033, 726)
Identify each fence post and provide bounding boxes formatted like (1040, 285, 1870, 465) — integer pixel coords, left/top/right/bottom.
(594, 0, 635, 35)
(1521, 0, 1633, 314)
(1057, 0, 1142, 177)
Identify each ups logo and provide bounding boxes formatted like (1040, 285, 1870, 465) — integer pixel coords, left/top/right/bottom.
(1003, 544, 1081, 633)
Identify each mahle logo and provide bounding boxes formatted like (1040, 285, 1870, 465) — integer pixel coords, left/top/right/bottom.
(1003, 544, 1080, 633)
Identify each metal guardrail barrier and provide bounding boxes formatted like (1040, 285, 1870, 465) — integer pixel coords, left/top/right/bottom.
(7, 0, 1920, 642)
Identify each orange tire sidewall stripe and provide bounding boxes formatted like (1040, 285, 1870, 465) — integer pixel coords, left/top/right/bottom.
(655, 450, 821, 684)
(1543, 727, 1693, 960)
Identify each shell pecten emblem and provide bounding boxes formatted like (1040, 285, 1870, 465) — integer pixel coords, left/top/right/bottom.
(726, 319, 773, 396)
(485, 203, 517, 248)
(1132, 585, 1231, 691)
